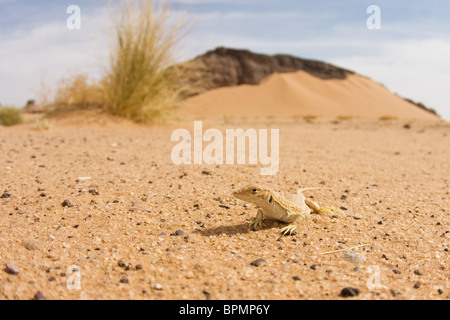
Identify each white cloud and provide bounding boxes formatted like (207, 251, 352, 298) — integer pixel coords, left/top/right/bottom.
(194, 10, 328, 21)
(330, 38, 450, 120)
(0, 7, 109, 107)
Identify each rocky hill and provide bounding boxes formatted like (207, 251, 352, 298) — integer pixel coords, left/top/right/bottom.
(177, 47, 438, 118)
(178, 47, 354, 96)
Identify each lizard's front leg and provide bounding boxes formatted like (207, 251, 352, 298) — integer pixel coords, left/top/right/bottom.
(280, 214, 305, 236)
(249, 209, 265, 230)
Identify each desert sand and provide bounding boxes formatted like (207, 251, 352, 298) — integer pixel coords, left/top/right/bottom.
(0, 106, 448, 300)
(0, 62, 449, 300)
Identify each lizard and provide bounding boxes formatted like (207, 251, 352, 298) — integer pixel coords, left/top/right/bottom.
(233, 184, 342, 235)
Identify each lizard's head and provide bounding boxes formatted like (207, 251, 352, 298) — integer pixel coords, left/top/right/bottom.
(233, 184, 270, 205)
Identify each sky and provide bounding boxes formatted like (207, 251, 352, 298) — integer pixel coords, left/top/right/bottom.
(0, 0, 449, 120)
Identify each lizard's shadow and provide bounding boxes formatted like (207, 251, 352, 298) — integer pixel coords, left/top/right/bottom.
(195, 221, 282, 237)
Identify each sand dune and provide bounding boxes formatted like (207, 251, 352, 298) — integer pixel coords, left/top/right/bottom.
(180, 71, 439, 120)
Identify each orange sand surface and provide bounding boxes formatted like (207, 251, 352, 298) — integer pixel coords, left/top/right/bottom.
(0, 112, 448, 300)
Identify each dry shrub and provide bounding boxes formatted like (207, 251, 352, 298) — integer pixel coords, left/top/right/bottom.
(44, 0, 190, 123)
(303, 114, 318, 122)
(101, 0, 190, 122)
(48, 74, 104, 113)
(0, 106, 23, 126)
(378, 115, 398, 121)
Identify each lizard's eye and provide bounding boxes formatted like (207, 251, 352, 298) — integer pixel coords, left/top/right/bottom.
(252, 188, 258, 193)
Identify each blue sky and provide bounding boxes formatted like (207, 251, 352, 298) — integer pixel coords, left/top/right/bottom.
(1, 0, 449, 120)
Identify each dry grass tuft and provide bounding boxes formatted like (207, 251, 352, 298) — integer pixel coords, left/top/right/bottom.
(303, 114, 319, 123)
(378, 115, 398, 121)
(336, 115, 354, 121)
(32, 114, 50, 131)
(45, 74, 104, 114)
(101, 0, 190, 122)
(43, 0, 190, 123)
(0, 106, 23, 126)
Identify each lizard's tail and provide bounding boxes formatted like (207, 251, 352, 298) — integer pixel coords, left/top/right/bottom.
(297, 187, 332, 194)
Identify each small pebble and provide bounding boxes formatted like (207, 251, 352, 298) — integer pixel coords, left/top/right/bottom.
(32, 291, 46, 300)
(171, 230, 183, 236)
(202, 290, 211, 300)
(250, 258, 266, 267)
(343, 250, 366, 264)
(339, 287, 360, 298)
(153, 283, 163, 290)
(281, 263, 291, 271)
(390, 289, 401, 297)
(0, 192, 11, 199)
(76, 177, 91, 182)
(61, 200, 74, 208)
(292, 276, 301, 281)
(413, 283, 420, 289)
(392, 269, 401, 274)
(119, 277, 129, 283)
(22, 239, 39, 251)
(5, 263, 19, 275)
(413, 269, 423, 276)
(125, 265, 134, 271)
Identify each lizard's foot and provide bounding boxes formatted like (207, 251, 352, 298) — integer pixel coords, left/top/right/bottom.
(280, 223, 297, 236)
(249, 209, 265, 230)
(317, 206, 343, 216)
(249, 218, 265, 230)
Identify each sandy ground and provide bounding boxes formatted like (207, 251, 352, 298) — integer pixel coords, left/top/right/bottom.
(0, 112, 448, 300)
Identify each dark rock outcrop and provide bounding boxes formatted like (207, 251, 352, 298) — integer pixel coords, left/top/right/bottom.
(177, 47, 354, 97)
(22, 99, 44, 114)
(403, 98, 439, 117)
